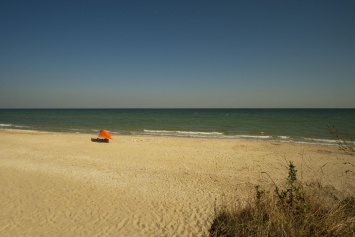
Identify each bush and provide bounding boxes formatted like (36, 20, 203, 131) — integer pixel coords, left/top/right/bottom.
(209, 162, 355, 237)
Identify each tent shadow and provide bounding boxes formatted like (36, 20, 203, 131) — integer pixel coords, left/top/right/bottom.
(91, 138, 109, 143)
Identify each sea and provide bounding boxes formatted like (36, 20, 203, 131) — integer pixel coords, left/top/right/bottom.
(0, 109, 354, 145)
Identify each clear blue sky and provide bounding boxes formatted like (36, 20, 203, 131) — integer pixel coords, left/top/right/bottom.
(1, 0, 354, 108)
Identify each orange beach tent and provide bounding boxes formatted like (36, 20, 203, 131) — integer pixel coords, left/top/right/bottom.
(98, 129, 112, 140)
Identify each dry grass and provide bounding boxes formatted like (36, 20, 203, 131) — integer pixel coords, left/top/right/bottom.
(209, 162, 355, 237)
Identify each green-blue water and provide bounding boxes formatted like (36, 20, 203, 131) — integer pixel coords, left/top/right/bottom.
(0, 109, 354, 144)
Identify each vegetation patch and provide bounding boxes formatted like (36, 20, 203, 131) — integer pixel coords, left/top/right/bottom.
(209, 162, 355, 237)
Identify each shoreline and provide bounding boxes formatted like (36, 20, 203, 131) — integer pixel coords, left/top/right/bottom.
(0, 127, 346, 146)
(1, 129, 354, 236)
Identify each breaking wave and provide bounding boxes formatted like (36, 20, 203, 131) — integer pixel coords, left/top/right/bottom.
(141, 129, 354, 145)
(143, 129, 223, 137)
(0, 123, 12, 127)
(143, 130, 274, 140)
(230, 135, 271, 139)
(0, 123, 29, 129)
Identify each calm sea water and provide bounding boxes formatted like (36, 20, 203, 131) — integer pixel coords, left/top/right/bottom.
(0, 109, 354, 144)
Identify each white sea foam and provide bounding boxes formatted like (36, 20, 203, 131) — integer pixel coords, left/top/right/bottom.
(177, 131, 223, 135)
(143, 129, 223, 137)
(303, 138, 339, 144)
(142, 130, 280, 140)
(142, 131, 353, 145)
(277, 136, 290, 139)
(0, 124, 29, 129)
(0, 123, 12, 127)
(232, 135, 271, 139)
(14, 125, 27, 128)
(143, 130, 173, 134)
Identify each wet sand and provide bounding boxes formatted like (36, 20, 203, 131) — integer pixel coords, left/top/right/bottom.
(0, 129, 354, 237)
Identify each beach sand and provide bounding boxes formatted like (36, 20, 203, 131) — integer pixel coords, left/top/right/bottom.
(1, 129, 354, 237)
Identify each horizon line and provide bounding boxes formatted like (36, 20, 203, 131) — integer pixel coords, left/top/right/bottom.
(0, 107, 354, 110)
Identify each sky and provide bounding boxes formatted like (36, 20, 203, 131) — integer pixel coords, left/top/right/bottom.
(0, 0, 354, 108)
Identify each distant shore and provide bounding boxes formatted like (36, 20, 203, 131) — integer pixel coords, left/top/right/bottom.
(1, 129, 354, 236)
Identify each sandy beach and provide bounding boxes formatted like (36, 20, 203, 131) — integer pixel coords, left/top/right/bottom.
(0, 129, 354, 237)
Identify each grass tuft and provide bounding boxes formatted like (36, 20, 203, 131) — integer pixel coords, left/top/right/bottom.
(209, 162, 355, 237)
